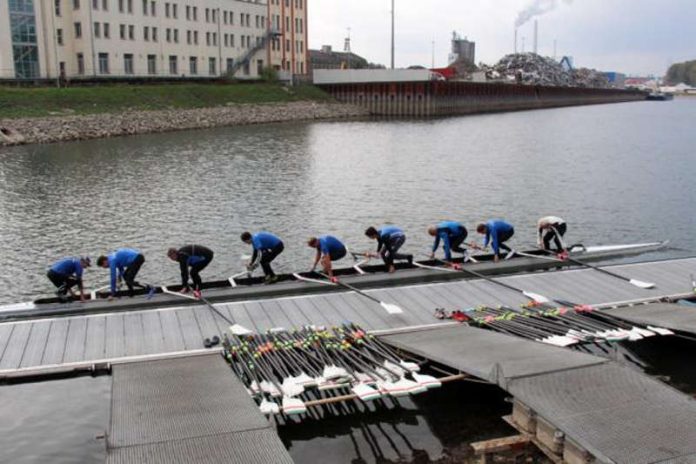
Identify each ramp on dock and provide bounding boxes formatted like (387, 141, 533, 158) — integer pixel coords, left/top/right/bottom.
(1, 257, 695, 376)
(106, 353, 292, 464)
(382, 325, 696, 464)
(605, 302, 696, 336)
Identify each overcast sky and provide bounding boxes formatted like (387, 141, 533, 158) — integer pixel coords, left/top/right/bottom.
(308, 0, 693, 76)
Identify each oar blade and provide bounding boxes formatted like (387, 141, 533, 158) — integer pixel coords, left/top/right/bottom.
(381, 302, 404, 315)
(282, 396, 307, 416)
(230, 324, 253, 336)
(629, 279, 656, 289)
(259, 398, 280, 415)
(523, 291, 550, 304)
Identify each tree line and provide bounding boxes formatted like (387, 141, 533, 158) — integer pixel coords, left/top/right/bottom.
(666, 60, 696, 85)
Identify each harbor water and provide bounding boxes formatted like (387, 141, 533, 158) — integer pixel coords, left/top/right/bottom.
(1, 99, 696, 463)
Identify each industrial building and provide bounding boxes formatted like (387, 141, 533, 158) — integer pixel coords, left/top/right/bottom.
(0, 0, 307, 80)
(448, 31, 475, 65)
(309, 45, 368, 71)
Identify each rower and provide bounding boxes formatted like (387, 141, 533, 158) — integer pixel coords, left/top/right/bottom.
(428, 221, 469, 262)
(537, 216, 568, 254)
(241, 231, 284, 284)
(167, 245, 214, 298)
(47, 256, 91, 302)
(308, 235, 346, 280)
(364, 225, 414, 273)
(475, 219, 515, 262)
(97, 248, 148, 299)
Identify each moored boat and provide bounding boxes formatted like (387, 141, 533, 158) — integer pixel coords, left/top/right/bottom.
(0, 241, 668, 320)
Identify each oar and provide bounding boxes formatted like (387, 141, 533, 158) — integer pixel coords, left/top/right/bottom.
(539, 250, 656, 289)
(315, 272, 404, 315)
(161, 286, 252, 335)
(425, 255, 551, 304)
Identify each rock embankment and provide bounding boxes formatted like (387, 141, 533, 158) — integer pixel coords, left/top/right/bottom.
(0, 101, 369, 146)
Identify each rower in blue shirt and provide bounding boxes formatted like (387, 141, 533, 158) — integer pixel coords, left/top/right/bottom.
(97, 248, 148, 298)
(365, 225, 413, 273)
(428, 221, 469, 262)
(241, 231, 284, 284)
(167, 245, 214, 297)
(47, 256, 91, 302)
(308, 235, 346, 279)
(475, 219, 515, 262)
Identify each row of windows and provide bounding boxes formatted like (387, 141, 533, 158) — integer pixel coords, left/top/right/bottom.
(269, 0, 304, 10)
(269, 37, 304, 53)
(60, 0, 267, 29)
(76, 52, 257, 76)
(270, 14, 303, 34)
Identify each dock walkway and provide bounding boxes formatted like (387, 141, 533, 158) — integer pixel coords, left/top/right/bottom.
(605, 302, 696, 337)
(383, 325, 696, 463)
(106, 353, 292, 464)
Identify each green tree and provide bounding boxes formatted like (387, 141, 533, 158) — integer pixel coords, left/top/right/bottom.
(666, 60, 696, 85)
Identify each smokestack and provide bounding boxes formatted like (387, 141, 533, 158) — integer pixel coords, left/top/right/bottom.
(533, 19, 538, 54)
(514, 28, 518, 54)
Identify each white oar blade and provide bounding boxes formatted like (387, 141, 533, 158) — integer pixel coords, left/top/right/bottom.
(381, 302, 404, 315)
(399, 360, 420, 372)
(352, 383, 383, 402)
(282, 396, 307, 416)
(523, 291, 550, 304)
(629, 279, 655, 289)
(259, 398, 280, 415)
(412, 373, 442, 389)
(230, 324, 253, 336)
(648, 326, 675, 336)
(281, 378, 304, 397)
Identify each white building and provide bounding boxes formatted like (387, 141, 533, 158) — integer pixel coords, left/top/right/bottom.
(0, 0, 307, 80)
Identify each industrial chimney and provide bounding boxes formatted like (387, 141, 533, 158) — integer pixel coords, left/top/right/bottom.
(533, 20, 538, 54)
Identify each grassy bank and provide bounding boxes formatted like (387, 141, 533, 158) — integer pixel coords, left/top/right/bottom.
(0, 82, 332, 119)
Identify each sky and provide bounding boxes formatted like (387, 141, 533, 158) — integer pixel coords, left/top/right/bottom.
(308, 0, 694, 76)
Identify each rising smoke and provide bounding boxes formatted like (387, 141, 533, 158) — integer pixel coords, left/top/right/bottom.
(515, 0, 573, 28)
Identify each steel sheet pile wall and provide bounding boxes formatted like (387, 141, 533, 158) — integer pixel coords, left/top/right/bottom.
(319, 81, 646, 117)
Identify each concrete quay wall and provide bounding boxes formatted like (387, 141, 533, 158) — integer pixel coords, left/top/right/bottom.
(318, 81, 646, 117)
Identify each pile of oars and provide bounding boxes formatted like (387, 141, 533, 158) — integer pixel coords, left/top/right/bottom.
(222, 324, 444, 417)
(469, 304, 673, 347)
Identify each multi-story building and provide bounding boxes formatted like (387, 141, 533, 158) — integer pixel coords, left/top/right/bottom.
(0, 0, 307, 80)
(266, 0, 306, 76)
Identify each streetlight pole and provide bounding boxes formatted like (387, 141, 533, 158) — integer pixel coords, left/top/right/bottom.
(390, 0, 395, 69)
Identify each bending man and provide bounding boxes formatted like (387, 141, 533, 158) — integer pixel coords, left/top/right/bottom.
(241, 231, 284, 284)
(167, 245, 214, 297)
(365, 225, 413, 273)
(47, 256, 91, 302)
(475, 219, 515, 262)
(308, 235, 346, 279)
(537, 216, 567, 253)
(428, 221, 469, 262)
(97, 248, 148, 298)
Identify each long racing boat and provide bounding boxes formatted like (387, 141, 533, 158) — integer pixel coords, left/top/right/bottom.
(0, 241, 668, 321)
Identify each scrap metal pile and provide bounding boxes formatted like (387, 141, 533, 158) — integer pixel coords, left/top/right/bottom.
(480, 53, 610, 88)
(462, 303, 674, 347)
(222, 324, 444, 418)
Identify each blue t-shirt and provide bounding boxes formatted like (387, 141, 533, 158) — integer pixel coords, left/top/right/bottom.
(432, 221, 466, 260)
(252, 232, 282, 250)
(318, 235, 345, 255)
(483, 220, 514, 254)
(50, 258, 84, 278)
(109, 248, 140, 293)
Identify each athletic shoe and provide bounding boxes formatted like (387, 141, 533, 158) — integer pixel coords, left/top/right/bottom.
(193, 289, 202, 299)
(407, 255, 413, 266)
(146, 285, 156, 300)
(264, 275, 279, 285)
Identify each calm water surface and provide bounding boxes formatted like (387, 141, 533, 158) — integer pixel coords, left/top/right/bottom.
(0, 99, 695, 303)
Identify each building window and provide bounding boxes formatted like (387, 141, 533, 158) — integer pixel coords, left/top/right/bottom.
(119, 24, 125, 39)
(229, 11, 233, 25)
(206, 32, 210, 46)
(189, 56, 197, 75)
(230, 34, 234, 47)
(185, 5, 189, 20)
(223, 11, 227, 24)
(118, 0, 123, 12)
(142, 0, 147, 14)
(212, 32, 216, 46)
(55, 0, 61, 15)
(169, 55, 177, 74)
(73, 0, 80, 9)
(226, 58, 233, 72)
(186, 30, 191, 44)
(150, 1, 155, 16)
(166, 28, 171, 42)
(127, 0, 132, 13)
(164, 2, 169, 16)
(173, 29, 178, 43)
(205, 7, 209, 22)
(208, 57, 216, 75)
(212, 9, 216, 23)
(92, 0, 98, 10)
(102, 0, 108, 10)
(147, 54, 156, 74)
(77, 53, 84, 74)
(152, 26, 157, 41)
(103, 22, 110, 38)
(128, 24, 134, 39)
(223, 33, 227, 47)
(74, 22, 82, 38)
(143, 25, 149, 40)
(94, 22, 100, 38)
(56, 28, 64, 45)
(98, 52, 109, 74)
(172, 3, 177, 18)
(192, 6, 197, 20)
(124, 53, 133, 74)
(9, 0, 41, 79)
(193, 30, 198, 44)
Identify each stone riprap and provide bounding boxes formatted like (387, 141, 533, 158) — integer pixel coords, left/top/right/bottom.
(0, 101, 369, 146)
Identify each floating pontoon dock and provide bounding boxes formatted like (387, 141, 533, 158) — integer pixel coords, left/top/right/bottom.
(2, 256, 696, 463)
